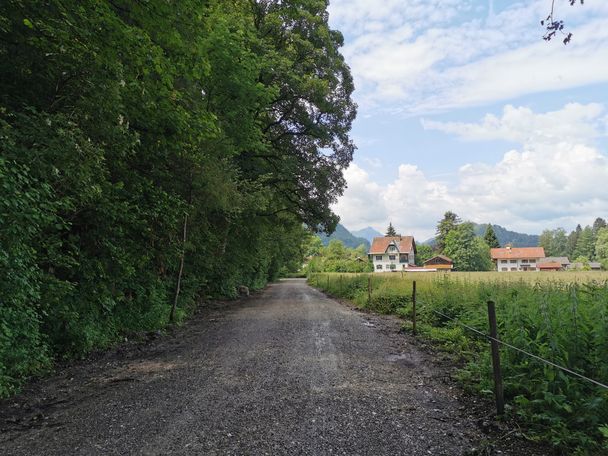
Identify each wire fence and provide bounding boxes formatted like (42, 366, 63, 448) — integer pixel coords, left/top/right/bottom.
(309, 273, 608, 416)
(426, 304, 608, 391)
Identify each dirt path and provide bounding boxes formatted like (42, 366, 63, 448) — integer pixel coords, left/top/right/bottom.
(0, 279, 546, 455)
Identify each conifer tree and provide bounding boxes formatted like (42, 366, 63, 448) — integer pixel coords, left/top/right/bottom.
(484, 224, 500, 248)
(385, 222, 397, 237)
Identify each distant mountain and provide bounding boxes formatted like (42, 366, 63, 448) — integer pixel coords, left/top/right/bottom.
(351, 226, 383, 243)
(318, 224, 370, 249)
(422, 223, 539, 248)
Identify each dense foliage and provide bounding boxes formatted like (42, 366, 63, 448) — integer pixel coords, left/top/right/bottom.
(305, 239, 372, 273)
(311, 272, 608, 454)
(433, 214, 493, 271)
(0, 0, 355, 396)
(540, 218, 608, 267)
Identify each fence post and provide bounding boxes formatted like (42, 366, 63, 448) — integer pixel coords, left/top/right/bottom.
(340, 275, 343, 294)
(367, 275, 372, 305)
(327, 275, 330, 290)
(487, 300, 505, 416)
(412, 280, 417, 335)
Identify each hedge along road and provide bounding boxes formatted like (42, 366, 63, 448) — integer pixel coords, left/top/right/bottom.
(0, 279, 546, 456)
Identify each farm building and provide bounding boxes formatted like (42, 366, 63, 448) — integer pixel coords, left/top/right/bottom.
(369, 236, 416, 272)
(569, 261, 603, 271)
(491, 246, 545, 272)
(423, 255, 453, 271)
(537, 262, 562, 271)
(544, 257, 571, 269)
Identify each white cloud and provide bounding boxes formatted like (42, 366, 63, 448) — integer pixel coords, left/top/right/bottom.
(335, 103, 608, 239)
(330, 0, 608, 113)
(422, 103, 604, 144)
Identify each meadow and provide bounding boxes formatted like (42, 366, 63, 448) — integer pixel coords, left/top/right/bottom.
(309, 271, 608, 455)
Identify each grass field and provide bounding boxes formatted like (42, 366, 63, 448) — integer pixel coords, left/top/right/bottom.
(309, 271, 608, 455)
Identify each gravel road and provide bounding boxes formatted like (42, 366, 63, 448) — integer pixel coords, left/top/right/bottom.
(1, 279, 546, 455)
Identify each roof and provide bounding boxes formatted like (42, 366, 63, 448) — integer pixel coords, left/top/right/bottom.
(369, 236, 416, 254)
(491, 247, 545, 260)
(538, 262, 562, 269)
(423, 255, 453, 265)
(544, 257, 570, 265)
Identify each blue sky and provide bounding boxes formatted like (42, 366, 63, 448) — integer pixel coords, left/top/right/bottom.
(327, 0, 608, 239)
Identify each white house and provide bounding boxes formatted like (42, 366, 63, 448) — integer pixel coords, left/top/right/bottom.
(491, 246, 545, 272)
(369, 236, 416, 272)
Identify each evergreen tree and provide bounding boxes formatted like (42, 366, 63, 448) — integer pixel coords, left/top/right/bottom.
(436, 211, 461, 251)
(573, 226, 595, 259)
(385, 222, 397, 237)
(484, 224, 500, 248)
(567, 224, 582, 258)
(592, 217, 607, 235)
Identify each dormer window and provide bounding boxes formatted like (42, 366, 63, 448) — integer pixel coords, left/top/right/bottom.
(388, 246, 397, 253)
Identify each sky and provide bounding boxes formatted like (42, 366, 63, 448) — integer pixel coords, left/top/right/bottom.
(326, 0, 608, 240)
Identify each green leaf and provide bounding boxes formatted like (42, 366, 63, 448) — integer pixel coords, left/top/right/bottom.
(22, 18, 33, 29)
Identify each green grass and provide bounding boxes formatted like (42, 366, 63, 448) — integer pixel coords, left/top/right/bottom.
(309, 271, 608, 455)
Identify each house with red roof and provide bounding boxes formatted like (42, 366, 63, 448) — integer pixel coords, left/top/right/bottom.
(490, 246, 546, 272)
(368, 236, 416, 272)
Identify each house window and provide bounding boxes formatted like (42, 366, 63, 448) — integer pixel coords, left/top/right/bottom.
(388, 246, 397, 252)
(510, 260, 517, 263)
(389, 264, 396, 270)
(375, 255, 382, 261)
(530, 259, 536, 263)
(399, 254, 408, 263)
(530, 267, 537, 271)
(389, 255, 396, 261)
(522, 259, 529, 263)
(500, 260, 507, 264)
(376, 264, 382, 270)
(511, 268, 517, 271)
(501, 267, 508, 271)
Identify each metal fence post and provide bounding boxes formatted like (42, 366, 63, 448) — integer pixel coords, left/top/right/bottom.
(487, 300, 505, 415)
(412, 280, 417, 335)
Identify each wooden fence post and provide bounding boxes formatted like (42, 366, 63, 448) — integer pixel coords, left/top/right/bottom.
(367, 276, 372, 305)
(487, 300, 505, 415)
(327, 275, 330, 289)
(412, 280, 417, 335)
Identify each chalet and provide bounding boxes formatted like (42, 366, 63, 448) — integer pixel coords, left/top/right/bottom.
(423, 255, 453, 271)
(369, 236, 416, 272)
(491, 246, 545, 272)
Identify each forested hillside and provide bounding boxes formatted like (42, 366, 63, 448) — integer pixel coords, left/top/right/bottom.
(317, 223, 370, 249)
(0, 0, 355, 396)
(423, 223, 539, 248)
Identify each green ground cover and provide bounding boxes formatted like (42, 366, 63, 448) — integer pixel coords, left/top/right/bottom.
(309, 271, 608, 455)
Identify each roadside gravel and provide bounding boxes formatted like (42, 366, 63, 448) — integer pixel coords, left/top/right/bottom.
(0, 279, 548, 455)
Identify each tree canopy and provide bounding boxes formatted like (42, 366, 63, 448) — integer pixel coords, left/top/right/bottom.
(0, 0, 355, 396)
(435, 211, 461, 252)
